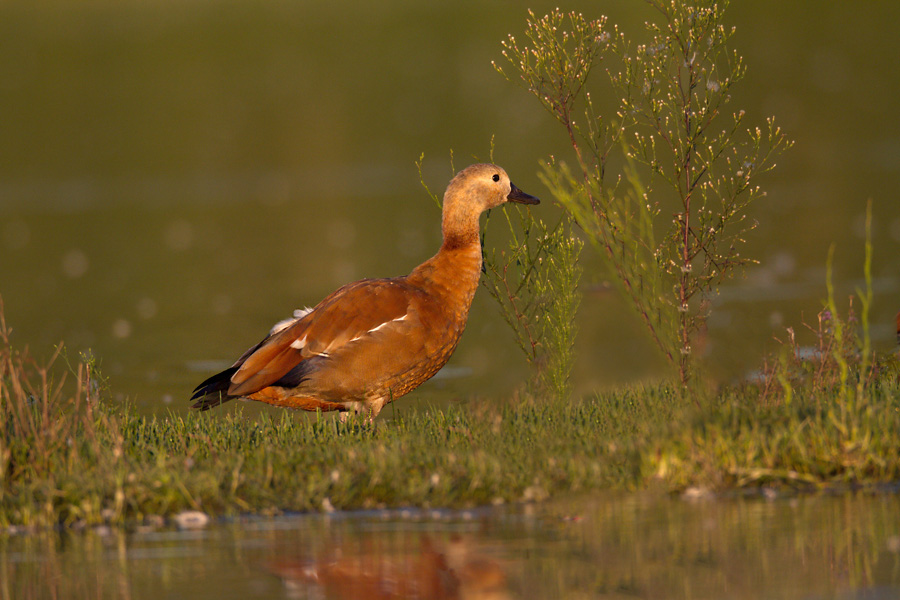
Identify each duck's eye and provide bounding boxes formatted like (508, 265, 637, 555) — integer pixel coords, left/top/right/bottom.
(492, 174, 500, 182)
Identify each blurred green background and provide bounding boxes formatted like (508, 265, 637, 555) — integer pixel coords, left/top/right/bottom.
(1, 1, 898, 412)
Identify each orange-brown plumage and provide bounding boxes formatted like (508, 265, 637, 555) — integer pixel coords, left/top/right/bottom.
(191, 163, 539, 419)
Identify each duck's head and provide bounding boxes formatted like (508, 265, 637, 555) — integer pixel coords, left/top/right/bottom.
(443, 163, 540, 215)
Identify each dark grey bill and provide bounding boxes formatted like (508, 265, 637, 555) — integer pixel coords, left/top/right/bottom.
(507, 182, 540, 205)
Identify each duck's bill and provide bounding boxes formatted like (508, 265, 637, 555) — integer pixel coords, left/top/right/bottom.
(507, 182, 540, 205)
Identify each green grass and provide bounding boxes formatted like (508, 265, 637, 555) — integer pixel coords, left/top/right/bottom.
(3, 297, 900, 532)
(650, 380, 900, 491)
(0, 374, 672, 529)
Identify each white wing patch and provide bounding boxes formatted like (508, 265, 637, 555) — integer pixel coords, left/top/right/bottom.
(281, 310, 408, 359)
(269, 306, 315, 335)
(290, 333, 330, 358)
(348, 313, 409, 343)
(270, 318, 297, 335)
(368, 313, 408, 334)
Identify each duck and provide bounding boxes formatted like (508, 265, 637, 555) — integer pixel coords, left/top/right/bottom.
(190, 163, 539, 419)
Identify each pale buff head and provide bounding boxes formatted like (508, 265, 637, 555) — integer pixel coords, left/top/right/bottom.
(440, 163, 539, 245)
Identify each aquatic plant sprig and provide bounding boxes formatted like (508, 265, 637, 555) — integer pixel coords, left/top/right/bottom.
(481, 207, 583, 400)
(759, 200, 889, 411)
(497, 0, 792, 386)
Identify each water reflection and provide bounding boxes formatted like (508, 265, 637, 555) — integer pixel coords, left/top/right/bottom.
(4, 492, 900, 599)
(270, 534, 509, 600)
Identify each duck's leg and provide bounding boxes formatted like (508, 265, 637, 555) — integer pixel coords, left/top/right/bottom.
(338, 398, 387, 425)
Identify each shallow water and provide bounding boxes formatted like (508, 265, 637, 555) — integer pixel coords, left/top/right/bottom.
(3, 5, 899, 598)
(4, 492, 900, 599)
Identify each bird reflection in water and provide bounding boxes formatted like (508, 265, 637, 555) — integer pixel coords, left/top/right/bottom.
(268, 534, 510, 600)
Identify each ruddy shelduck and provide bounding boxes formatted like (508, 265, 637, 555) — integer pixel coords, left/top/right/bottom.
(191, 164, 539, 419)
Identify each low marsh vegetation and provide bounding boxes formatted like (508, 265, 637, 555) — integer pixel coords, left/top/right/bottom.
(0, 294, 668, 530)
(3, 288, 899, 531)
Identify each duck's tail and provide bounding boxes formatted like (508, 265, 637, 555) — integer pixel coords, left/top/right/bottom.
(190, 367, 239, 411)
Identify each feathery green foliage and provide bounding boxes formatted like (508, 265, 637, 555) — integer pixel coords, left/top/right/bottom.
(482, 209, 583, 399)
(496, 1, 792, 384)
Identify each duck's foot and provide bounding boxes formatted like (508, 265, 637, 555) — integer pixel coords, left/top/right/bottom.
(339, 410, 378, 430)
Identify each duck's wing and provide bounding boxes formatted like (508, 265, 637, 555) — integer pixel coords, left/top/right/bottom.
(227, 278, 422, 397)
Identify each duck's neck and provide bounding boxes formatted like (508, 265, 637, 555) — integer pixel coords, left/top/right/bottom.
(440, 197, 482, 248)
(408, 213, 483, 312)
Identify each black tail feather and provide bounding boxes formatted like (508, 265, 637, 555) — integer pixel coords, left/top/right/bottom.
(190, 367, 239, 411)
